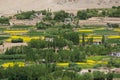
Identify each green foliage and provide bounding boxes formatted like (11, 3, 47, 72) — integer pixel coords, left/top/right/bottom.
(0, 54, 25, 60)
(0, 36, 10, 40)
(54, 10, 70, 21)
(11, 38, 23, 43)
(15, 11, 35, 19)
(68, 63, 82, 72)
(71, 48, 86, 62)
(77, 10, 88, 20)
(106, 73, 113, 80)
(93, 71, 106, 80)
(87, 37, 93, 45)
(107, 39, 120, 44)
(82, 33, 85, 46)
(28, 39, 47, 49)
(107, 23, 119, 28)
(77, 7, 120, 20)
(11, 25, 33, 29)
(113, 73, 120, 78)
(0, 17, 10, 25)
(82, 73, 93, 80)
(5, 46, 26, 55)
(101, 35, 105, 44)
(107, 58, 120, 68)
(62, 24, 73, 29)
(63, 32, 79, 45)
(85, 45, 110, 55)
(36, 21, 51, 29)
(0, 40, 3, 45)
(52, 38, 68, 49)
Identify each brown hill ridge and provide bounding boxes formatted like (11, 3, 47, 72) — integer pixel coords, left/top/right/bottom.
(0, 0, 120, 15)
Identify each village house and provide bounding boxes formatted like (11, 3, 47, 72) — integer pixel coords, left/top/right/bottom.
(110, 52, 120, 57)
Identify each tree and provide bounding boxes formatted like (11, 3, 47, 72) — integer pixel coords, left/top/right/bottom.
(36, 21, 47, 29)
(102, 35, 105, 44)
(87, 37, 93, 45)
(106, 73, 113, 80)
(71, 47, 86, 62)
(0, 40, 3, 45)
(63, 32, 79, 45)
(82, 33, 85, 46)
(0, 17, 10, 25)
(93, 71, 106, 80)
(82, 73, 93, 80)
(28, 39, 47, 49)
(54, 10, 69, 21)
(15, 11, 35, 19)
(77, 11, 88, 20)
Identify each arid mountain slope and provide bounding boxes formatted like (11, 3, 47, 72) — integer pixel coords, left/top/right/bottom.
(0, 0, 120, 15)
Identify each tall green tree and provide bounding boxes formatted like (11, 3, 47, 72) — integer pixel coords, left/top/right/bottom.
(63, 32, 79, 45)
(82, 33, 85, 46)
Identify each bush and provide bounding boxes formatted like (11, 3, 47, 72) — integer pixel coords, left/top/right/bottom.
(54, 10, 70, 22)
(0, 17, 10, 25)
(82, 73, 93, 80)
(11, 38, 23, 43)
(93, 71, 106, 80)
(5, 46, 26, 55)
(15, 11, 35, 19)
(93, 64, 102, 69)
(0, 41, 3, 45)
(106, 73, 113, 80)
(0, 54, 25, 60)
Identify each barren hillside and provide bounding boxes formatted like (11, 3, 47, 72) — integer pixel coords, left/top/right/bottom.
(0, 0, 120, 15)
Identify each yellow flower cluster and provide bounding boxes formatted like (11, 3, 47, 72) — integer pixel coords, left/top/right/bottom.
(79, 30, 94, 32)
(113, 28, 120, 32)
(56, 63, 69, 66)
(1, 62, 25, 68)
(56, 60, 107, 67)
(86, 36, 102, 39)
(79, 28, 105, 33)
(4, 30, 29, 35)
(108, 35, 120, 39)
(6, 36, 45, 42)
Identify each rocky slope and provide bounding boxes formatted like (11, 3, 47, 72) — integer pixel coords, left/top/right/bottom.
(0, 0, 120, 15)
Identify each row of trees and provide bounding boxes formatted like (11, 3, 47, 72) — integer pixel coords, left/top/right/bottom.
(0, 64, 114, 80)
(4, 39, 119, 62)
(77, 6, 120, 20)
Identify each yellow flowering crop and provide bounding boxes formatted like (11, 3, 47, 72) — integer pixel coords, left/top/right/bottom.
(56, 63, 69, 66)
(56, 59, 107, 67)
(86, 36, 102, 39)
(108, 35, 120, 39)
(79, 30, 94, 32)
(1, 62, 25, 68)
(5, 36, 45, 42)
(87, 60, 95, 63)
(4, 30, 29, 35)
(113, 28, 120, 32)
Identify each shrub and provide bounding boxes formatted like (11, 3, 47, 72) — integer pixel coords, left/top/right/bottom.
(106, 73, 113, 80)
(0, 41, 3, 45)
(93, 71, 106, 80)
(0, 54, 25, 60)
(15, 11, 35, 19)
(11, 38, 23, 43)
(0, 17, 10, 25)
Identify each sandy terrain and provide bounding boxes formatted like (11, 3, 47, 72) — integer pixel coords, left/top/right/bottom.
(0, 0, 120, 16)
